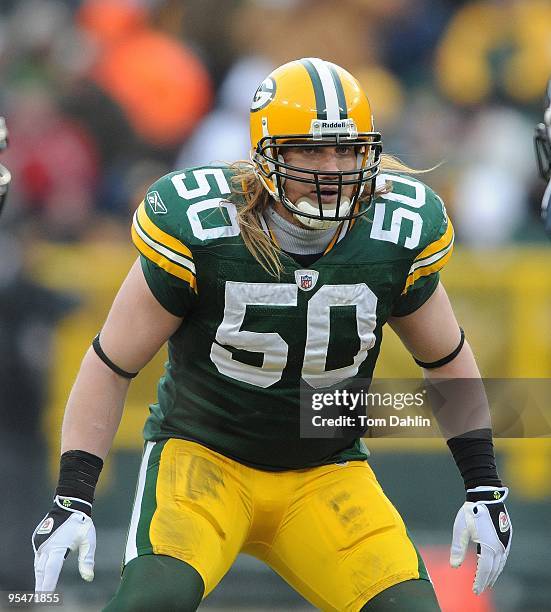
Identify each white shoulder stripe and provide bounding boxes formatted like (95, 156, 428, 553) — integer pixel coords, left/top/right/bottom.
(308, 57, 340, 121)
(407, 238, 454, 276)
(133, 211, 196, 274)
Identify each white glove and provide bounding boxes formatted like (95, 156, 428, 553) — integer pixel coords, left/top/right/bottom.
(32, 495, 96, 592)
(450, 486, 512, 595)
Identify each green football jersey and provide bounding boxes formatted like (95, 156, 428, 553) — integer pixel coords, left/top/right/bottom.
(131, 165, 454, 469)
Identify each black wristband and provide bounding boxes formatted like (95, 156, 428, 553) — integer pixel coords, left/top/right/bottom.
(446, 428, 502, 490)
(55, 450, 103, 504)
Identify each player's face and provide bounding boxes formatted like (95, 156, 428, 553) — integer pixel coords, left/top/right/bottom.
(282, 144, 358, 206)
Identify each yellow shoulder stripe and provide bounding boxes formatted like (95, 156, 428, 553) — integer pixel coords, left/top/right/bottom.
(137, 201, 193, 260)
(414, 218, 454, 263)
(132, 225, 197, 292)
(402, 245, 453, 294)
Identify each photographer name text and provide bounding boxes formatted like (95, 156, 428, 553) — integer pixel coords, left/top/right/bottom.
(312, 415, 431, 428)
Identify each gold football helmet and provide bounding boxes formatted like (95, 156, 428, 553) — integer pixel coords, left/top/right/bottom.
(250, 58, 382, 227)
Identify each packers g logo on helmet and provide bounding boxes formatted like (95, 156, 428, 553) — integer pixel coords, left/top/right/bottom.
(250, 58, 382, 228)
(251, 77, 276, 112)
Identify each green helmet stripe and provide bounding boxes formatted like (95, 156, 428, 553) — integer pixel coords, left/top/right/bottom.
(300, 58, 327, 120)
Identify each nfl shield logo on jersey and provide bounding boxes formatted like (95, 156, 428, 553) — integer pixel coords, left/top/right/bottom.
(295, 269, 319, 291)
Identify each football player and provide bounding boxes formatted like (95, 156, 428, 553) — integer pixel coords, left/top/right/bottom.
(0, 117, 11, 217)
(33, 59, 511, 611)
(535, 78, 551, 236)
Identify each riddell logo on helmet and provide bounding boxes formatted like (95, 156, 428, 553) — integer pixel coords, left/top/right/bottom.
(311, 119, 358, 138)
(318, 121, 348, 128)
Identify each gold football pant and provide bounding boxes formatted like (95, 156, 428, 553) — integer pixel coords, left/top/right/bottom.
(123, 439, 430, 611)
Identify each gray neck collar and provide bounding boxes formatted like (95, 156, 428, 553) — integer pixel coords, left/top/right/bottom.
(265, 206, 337, 254)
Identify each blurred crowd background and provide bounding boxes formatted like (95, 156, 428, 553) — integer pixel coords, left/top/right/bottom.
(1, 0, 551, 610)
(1, 0, 551, 245)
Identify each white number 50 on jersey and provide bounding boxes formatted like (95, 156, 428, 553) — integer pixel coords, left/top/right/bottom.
(210, 282, 377, 389)
(370, 174, 425, 249)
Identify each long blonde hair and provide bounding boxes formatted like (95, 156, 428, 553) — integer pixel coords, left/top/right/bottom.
(229, 155, 429, 278)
